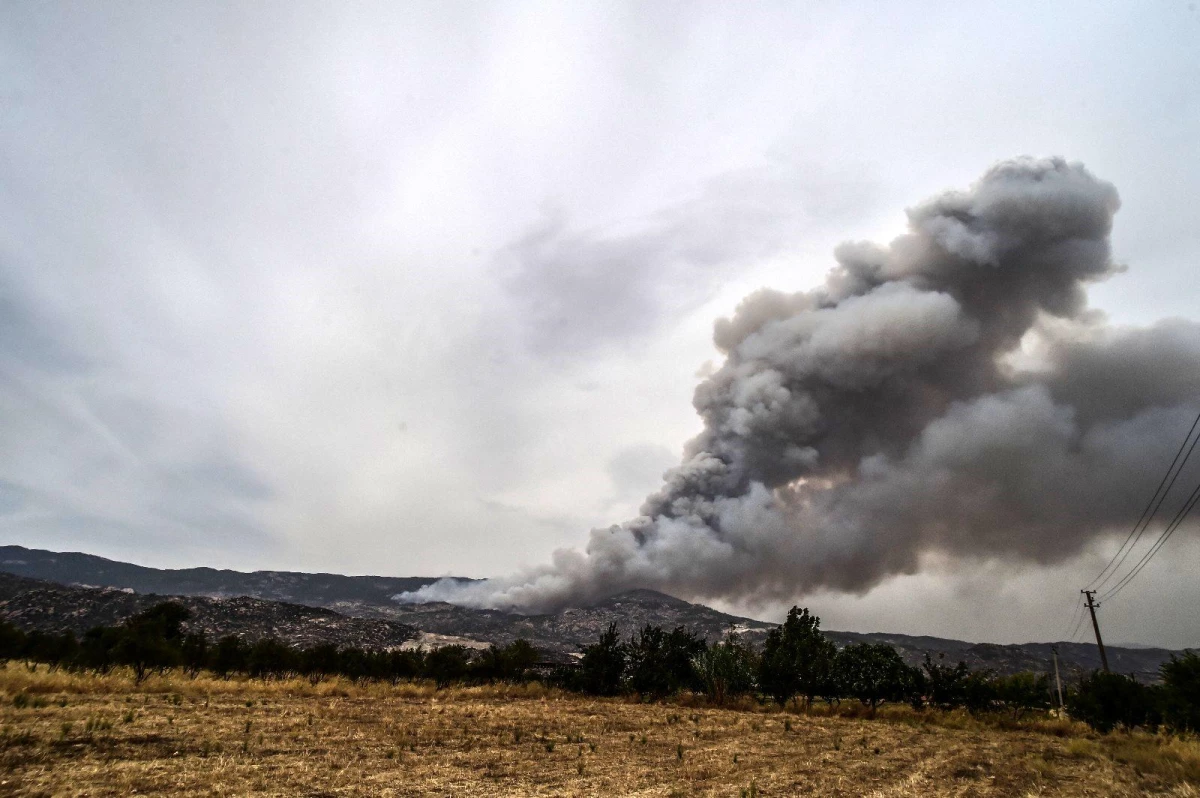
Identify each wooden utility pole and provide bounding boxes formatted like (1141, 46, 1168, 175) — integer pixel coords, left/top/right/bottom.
(1051, 645, 1064, 711)
(1081, 590, 1110, 672)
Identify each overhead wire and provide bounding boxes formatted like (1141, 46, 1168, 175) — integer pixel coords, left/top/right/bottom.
(1064, 594, 1088, 643)
(1099, 474, 1200, 602)
(1086, 409, 1200, 592)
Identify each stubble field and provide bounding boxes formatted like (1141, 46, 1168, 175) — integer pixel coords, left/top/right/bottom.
(1, 668, 1197, 797)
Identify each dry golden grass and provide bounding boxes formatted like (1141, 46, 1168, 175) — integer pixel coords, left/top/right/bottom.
(1, 666, 1198, 796)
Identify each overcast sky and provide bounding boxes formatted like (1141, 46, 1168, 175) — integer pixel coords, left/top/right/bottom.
(2, 1, 1198, 647)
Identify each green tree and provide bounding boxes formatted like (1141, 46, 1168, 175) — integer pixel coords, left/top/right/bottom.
(835, 643, 918, 712)
(300, 643, 340, 685)
(1160, 651, 1200, 734)
(472, 639, 539, 683)
(211, 635, 249, 679)
(114, 603, 192, 683)
(921, 653, 970, 709)
(247, 638, 296, 680)
(424, 645, 472, 689)
(995, 672, 1050, 720)
(626, 625, 704, 700)
(758, 607, 837, 709)
(1067, 671, 1157, 733)
(0, 620, 25, 665)
(579, 623, 627, 696)
(181, 632, 208, 679)
(693, 632, 757, 705)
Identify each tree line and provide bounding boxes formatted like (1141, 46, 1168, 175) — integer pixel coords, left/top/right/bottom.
(0, 603, 538, 688)
(562, 607, 1199, 734)
(1, 603, 1196, 735)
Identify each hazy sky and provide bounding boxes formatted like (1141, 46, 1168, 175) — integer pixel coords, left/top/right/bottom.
(2, 2, 1198, 647)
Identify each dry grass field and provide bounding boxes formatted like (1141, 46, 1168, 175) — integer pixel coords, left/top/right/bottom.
(1, 668, 1198, 797)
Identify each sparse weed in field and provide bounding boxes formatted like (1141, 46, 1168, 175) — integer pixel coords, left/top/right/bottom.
(544, 741, 555, 752)
(676, 743, 684, 760)
(122, 709, 135, 724)
(740, 780, 759, 798)
(11, 692, 38, 709)
(589, 741, 596, 752)
(59, 721, 72, 739)
(784, 719, 792, 732)
(83, 715, 112, 735)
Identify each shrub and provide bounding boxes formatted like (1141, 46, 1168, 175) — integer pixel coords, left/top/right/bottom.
(693, 632, 757, 705)
(1067, 671, 1158, 733)
(1160, 650, 1200, 734)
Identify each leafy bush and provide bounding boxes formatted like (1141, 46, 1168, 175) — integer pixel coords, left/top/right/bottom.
(693, 632, 757, 705)
(1067, 671, 1159, 733)
(1160, 650, 1200, 734)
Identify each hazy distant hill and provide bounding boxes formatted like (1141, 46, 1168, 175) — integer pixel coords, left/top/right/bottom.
(0, 545, 456, 606)
(0, 545, 1186, 680)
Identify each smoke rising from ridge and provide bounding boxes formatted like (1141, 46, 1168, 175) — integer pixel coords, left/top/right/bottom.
(401, 157, 1200, 612)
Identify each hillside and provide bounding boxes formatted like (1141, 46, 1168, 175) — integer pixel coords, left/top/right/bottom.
(0, 572, 418, 650)
(0, 546, 1186, 680)
(0, 545, 458, 606)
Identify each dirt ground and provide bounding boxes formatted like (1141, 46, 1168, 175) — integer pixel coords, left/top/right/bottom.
(1, 668, 1197, 796)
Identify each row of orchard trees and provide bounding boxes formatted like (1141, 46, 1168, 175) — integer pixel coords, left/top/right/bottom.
(2, 602, 1196, 734)
(571, 607, 1200, 735)
(0, 603, 539, 687)
(571, 608, 1053, 715)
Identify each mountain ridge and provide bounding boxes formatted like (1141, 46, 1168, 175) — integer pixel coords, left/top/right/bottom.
(0, 545, 1187, 680)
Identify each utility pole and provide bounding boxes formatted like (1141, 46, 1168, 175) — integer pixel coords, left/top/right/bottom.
(1081, 590, 1110, 672)
(1051, 645, 1064, 712)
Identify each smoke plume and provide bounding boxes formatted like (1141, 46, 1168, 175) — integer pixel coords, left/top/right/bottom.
(401, 157, 1200, 612)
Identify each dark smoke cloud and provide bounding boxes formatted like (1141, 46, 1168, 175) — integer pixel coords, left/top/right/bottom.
(401, 157, 1200, 611)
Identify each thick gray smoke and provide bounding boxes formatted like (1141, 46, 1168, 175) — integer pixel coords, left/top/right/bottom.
(401, 157, 1200, 612)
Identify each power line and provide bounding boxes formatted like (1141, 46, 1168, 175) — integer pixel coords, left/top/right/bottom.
(1101, 479, 1200, 602)
(1086, 409, 1200, 591)
(1067, 595, 1089, 642)
(1062, 593, 1085, 642)
(1099, 475, 1200, 602)
(1081, 590, 1110, 671)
